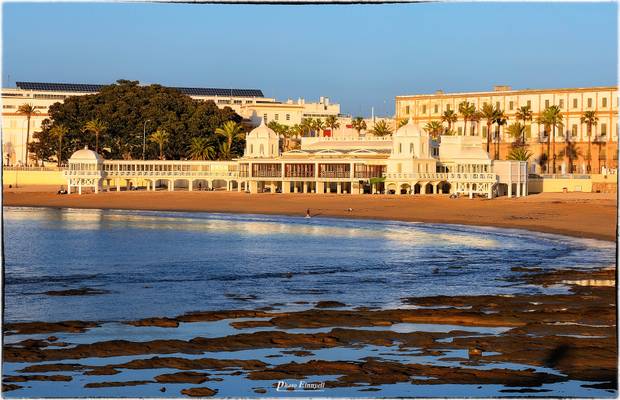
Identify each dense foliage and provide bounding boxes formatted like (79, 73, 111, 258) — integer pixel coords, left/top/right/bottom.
(28, 80, 244, 163)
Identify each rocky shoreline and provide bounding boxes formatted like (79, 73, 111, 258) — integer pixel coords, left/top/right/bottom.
(2, 266, 617, 396)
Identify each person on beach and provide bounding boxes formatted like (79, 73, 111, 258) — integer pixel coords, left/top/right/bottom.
(306, 208, 311, 218)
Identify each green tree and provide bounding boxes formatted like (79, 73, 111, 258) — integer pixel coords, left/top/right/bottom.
(507, 147, 533, 161)
(507, 122, 527, 147)
(215, 121, 245, 160)
(458, 101, 476, 136)
(324, 115, 340, 136)
(537, 106, 563, 173)
(493, 109, 508, 160)
(188, 137, 215, 160)
(351, 117, 367, 136)
(17, 103, 38, 165)
(82, 118, 108, 153)
(441, 109, 458, 132)
(580, 110, 598, 173)
(370, 120, 393, 137)
(149, 129, 169, 160)
(479, 104, 496, 154)
(423, 121, 444, 139)
(300, 118, 314, 137)
(268, 121, 290, 151)
(51, 124, 69, 167)
(28, 119, 56, 165)
(311, 118, 325, 137)
(515, 105, 533, 144)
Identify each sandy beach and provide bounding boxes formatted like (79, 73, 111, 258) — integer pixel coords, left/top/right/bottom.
(3, 187, 617, 241)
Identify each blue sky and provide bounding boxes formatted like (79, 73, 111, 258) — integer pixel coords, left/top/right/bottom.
(3, 2, 617, 116)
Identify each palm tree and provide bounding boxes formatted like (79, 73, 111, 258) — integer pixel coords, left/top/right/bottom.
(507, 122, 526, 147)
(351, 117, 367, 137)
(441, 109, 458, 132)
(149, 129, 169, 160)
(188, 137, 215, 160)
(397, 119, 409, 129)
(50, 124, 69, 167)
(537, 106, 563, 173)
(558, 141, 582, 173)
(507, 147, 533, 162)
(300, 118, 314, 137)
(324, 115, 340, 137)
(423, 121, 444, 139)
(479, 104, 496, 154)
(580, 110, 598, 173)
(215, 121, 244, 160)
(515, 105, 533, 144)
(82, 119, 108, 153)
(17, 103, 38, 166)
(469, 111, 481, 136)
(458, 101, 476, 136)
(312, 118, 325, 137)
(493, 109, 508, 159)
(370, 120, 393, 137)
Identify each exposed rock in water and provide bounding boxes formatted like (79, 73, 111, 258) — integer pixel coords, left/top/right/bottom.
(155, 371, 210, 384)
(84, 367, 120, 376)
(125, 318, 179, 328)
(19, 363, 85, 373)
(4, 375, 72, 382)
(44, 287, 109, 296)
(4, 320, 99, 335)
(315, 301, 347, 308)
(253, 388, 267, 394)
(180, 387, 218, 397)
(2, 384, 23, 392)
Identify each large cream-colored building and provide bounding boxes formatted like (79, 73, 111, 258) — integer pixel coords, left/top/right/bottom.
(395, 85, 618, 174)
(1, 82, 340, 165)
(65, 118, 527, 199)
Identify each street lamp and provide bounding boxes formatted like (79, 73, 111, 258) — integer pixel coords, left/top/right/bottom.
(142, 119, 151, 160)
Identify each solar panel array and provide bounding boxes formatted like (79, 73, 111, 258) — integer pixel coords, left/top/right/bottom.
(16, 82, 264, 98)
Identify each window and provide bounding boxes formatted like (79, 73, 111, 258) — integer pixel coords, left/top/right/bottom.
(601, 123, 607, 136)
(263, 114, 268, 123)
(573, 99, 578, 108)
(602, 97, 608, 107)
(233, 100, 242, 104)
(434, 104, 438, 113)
(259, 144, 264, 155)
(399, 143, 402, 154)
(275, 114, 279, 121)
(559, 99, 564, 109)
(422, 105, 427, 114)
(410, 143, 413, 153)
(250, 144, 254, 154)
(457, 127, 463, 135)
(587, 98, 593, 108)
(446, 104, 451, 111)
(526, 100, 531, 108)
(545, 100, 550, 108)
(509, 101, 514, 110)
(405, 105, 410, 115)
(2, 105, 15, 109)
(496, 101, 500, 109)
(571, 124, 578, 137)
(286, 114, 290, 121)
(482, 126, 487, 137)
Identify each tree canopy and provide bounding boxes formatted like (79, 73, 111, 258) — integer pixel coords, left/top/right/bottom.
(32, 80, 243, 163)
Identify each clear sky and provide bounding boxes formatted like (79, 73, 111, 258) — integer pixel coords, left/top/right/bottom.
(3, 2, 618, 116)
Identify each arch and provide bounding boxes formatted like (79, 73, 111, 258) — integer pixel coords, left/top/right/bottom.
(212, 179, 228, 190)
(173, 178, 190, 191)
(439, 181, 451, 194)
(229, 180, 239, 190)
(413, 183, 421, 194)
(386, 182, 397, 194)
(424, 183, 433, 194)
(192, 179, 210, 191)
(399, 183, 411, 195)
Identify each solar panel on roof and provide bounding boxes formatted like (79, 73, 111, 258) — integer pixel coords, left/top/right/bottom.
(15, 82, 264, 98)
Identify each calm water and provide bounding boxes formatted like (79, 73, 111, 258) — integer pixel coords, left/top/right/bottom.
(3, 206, 615, 323)
(2, 207, 616, 398)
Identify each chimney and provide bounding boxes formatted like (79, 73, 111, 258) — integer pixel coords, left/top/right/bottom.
(494, 85, 512, 92)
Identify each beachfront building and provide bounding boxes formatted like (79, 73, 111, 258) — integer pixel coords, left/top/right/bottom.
(65, 118, 527, 198)
(2, 81, 340, 165)
(395, 85, 618, 174)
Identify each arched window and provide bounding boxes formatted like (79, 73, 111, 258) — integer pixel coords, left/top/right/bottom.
(410, 143, 414, 153)
(399, 143, 402, 154)
(259, 144, 264, 155)
(250, 144, 254, 154)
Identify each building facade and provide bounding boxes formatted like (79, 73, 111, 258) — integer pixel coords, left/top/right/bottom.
(2, 81, 339, 165)
(65, 118, 527, 199)
(395, 85, 618, 174)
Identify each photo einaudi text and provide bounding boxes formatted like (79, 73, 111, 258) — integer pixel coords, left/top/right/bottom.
(276, 380, 326, 392)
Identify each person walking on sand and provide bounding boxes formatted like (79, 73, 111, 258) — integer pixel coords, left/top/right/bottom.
(306, 208, 311, 218)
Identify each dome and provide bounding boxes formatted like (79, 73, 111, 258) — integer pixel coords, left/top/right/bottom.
(69, 146, 103, 162)
(247, 119, 278, 140)
(394, 117, 426, 137)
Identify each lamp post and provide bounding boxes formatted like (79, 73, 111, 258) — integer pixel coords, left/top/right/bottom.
(142, 119, 150, 160)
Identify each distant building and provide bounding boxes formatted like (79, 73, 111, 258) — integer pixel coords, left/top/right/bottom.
(395, 85, 618, 174)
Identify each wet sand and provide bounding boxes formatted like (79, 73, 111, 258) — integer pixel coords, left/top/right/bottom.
(2, 188, 618, 241)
